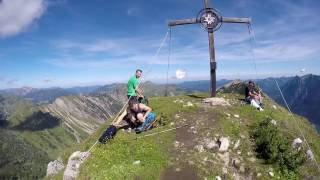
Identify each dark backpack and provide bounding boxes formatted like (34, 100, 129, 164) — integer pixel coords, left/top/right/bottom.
(98, 125, 117, 144)
(139, 96, 149, 105)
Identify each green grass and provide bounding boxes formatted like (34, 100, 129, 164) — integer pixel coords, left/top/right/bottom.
(7, 99, 35, 126)
(50, 93, 320, 179)
(79, 132, 170, 179)
(77, 95, 195, 179)
(19, 126, 76, 159)
(217, 92, 320, 178)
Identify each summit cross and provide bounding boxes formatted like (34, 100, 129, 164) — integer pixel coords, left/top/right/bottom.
(168, 0, 251, 97)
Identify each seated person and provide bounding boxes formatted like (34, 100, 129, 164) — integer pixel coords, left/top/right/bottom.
(245, 81, 264, 111)
(98, 99, 155, 144)
(129, 99, 156, 133)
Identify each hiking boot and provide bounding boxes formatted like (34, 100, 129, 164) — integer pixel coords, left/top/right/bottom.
(259, 103, 264, 108)
(135, 127, 143, 134)
(257, 107, 264, 111)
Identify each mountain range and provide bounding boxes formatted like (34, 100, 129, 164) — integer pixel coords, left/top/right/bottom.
(0, 85, 102, 104)
(0, 91, 121, 178)
(257, 74, 320, 131)
(0, 74, 319, 178)
(0, 82, 186, 178)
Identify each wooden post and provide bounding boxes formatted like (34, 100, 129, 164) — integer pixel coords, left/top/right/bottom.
(204, 0, 217, 97)
(208, 32, 216, 97)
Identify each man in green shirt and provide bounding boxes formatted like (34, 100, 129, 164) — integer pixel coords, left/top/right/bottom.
(127, 69, 143, 101)
(113, 69, 143, 127)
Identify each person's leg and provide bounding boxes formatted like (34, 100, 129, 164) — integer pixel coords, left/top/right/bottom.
(251, 99, 261, 108)
(136, 112, 156, 132)
(258, 94, 263, 103)
(252, 95, 262, 104)
(136, 113, 144, 123)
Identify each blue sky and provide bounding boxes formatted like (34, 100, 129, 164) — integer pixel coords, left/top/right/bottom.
(0, 0, 319, 89)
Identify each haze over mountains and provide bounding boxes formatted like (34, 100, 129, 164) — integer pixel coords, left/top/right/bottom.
(1, 74, 319, 129)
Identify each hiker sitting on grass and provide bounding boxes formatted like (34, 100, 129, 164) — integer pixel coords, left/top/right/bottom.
(98, 100, 155, 143)
(129, 99, 156, 133)
(245, 81, 264, 111)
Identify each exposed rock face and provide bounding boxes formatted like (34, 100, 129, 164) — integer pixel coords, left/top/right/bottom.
(217, 80, 246, 95)
(202, 97, 230, 106)
(218, 137, 230, 152)
(292, 138, 303, 151)
(183, 101, 194, 107)
(233, 114, 240, 118)
(46, 159, 65, 176)
(42, 94, 122, 142)
(307, 149, 315, 160)
(63, 151, 90, 180)
(218, 152, 230, 166)
(194, 144, 204, 153)
(268, 171, 274, 177)
(271, 119, 277, 125)
(233, 139, 240, 150)
(231, 157, 241, 169)
(203, 138, 218, 150)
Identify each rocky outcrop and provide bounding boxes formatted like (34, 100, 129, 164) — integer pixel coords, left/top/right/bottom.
(63, 151, 90, 180)
(292, 138, 303, 151)
(202, 97, 231, 106)
(217, 80, 246, 95)
(218, 137, 230, 152)
(46, 159, 65, 177)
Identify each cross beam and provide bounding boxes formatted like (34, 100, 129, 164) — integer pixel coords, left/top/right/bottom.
(168, 17, 251, 26)
(168, 0, 251, 97)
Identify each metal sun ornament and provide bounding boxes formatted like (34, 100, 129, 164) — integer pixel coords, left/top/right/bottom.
(197, 8, 222, 32)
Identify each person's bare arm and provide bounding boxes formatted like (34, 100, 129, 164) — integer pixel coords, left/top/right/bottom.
(138, 103, 152, 120)
(248, 91, 255, 97)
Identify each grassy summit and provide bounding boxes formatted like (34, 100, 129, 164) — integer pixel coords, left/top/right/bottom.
(51, 89, 320, 180)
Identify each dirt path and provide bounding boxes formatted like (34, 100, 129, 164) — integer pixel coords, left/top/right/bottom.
(160, 107, 216, 180)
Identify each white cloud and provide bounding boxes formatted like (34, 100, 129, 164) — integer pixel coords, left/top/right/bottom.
(54, 36, 162, 54)
(47, 58, 122, 68)
(0, 0, 46, 38)
(47, 0, 320, 73)
(55, 40, 118, 53)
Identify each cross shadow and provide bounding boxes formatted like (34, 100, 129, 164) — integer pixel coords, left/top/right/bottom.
(187, 94, 207, 99)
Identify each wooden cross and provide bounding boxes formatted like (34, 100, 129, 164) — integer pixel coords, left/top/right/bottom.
(168, 0, 251, 97)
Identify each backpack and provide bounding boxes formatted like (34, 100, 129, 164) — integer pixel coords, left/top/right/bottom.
(138, 96, 149, 105)
(98, 125, 117, 144)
